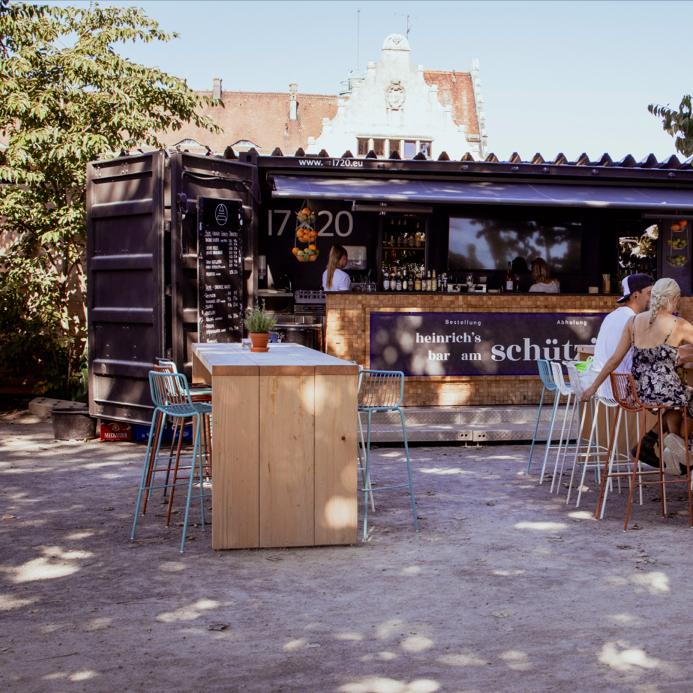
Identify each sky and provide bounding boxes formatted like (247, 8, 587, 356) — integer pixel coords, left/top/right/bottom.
(70, 1, 693, 160)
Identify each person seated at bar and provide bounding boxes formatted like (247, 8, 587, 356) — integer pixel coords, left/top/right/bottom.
(586, 273, 655, 465)
(528, 258, 560, 293)
(511, 256, 532, 292)
(582, 278, 693, 475)
(322, 244, 351, 292)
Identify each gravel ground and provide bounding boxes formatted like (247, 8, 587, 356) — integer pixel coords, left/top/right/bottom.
(1, 408, 693, 692)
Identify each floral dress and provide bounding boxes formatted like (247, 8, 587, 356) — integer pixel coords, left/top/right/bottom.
(631, 318, 693, 415)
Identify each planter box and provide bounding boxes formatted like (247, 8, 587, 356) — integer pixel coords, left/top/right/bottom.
(52, 402, 96, 440)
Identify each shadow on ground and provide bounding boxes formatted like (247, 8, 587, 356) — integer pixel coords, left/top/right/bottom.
(1, 409, 692, 692)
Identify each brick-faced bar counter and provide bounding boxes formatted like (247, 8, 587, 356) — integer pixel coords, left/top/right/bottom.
(325, 293, 693, 407)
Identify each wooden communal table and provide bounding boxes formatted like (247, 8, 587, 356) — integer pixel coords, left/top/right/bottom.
(192, 343, 358, 549)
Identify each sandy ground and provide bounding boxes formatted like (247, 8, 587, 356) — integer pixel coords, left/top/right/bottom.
(1, 409, 693, 693)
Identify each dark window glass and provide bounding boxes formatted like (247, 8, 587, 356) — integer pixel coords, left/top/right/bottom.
(448, 217, 583, 272)
(357, 138, 369, 156)
(373, 139, 385, 156)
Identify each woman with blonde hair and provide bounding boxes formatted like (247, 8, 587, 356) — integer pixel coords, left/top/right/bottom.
(529, 258, 560, 293)
(583, 277, 693, 474)
(322, 244, 350, 292)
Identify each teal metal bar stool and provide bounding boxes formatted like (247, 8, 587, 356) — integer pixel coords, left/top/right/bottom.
(527, 358, 557, 473)
(130, 371, 211, 553)
(357, 368, 418, 540)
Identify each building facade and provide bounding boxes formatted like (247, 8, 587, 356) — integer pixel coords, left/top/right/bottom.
(163, 34, 487, 159)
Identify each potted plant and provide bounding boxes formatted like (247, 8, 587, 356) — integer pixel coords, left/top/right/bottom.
(244, 308, 277, 353)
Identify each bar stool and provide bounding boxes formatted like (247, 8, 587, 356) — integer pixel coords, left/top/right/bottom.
(140, 361, 212, 520)
(563, 362, 612, 504)
(570, 378, 632, 508)
(537, 361, 571, 485)
(159, 359, 212, 476)
(357, 368, 418, 541)
(545, 361, 577, 491)
(527, 359, 557, 473)
(130, 371, 212, 552)
(598, 373, 692, 529)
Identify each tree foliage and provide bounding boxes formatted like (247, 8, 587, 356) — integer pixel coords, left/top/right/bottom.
(648, 96, 693, 157)
(0, 0, 219, 396)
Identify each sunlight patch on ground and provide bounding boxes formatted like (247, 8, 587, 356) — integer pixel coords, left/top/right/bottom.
(9, 546, 93, 583)
(500, 650, 532, 671)
(84, 617, 113, 631)
(156, 598, 219, 623)
(567, 510, 597, 521)
(401, 565, 422, 576)
(608, 613, 641, 626)
(514, 521, 568, 531)
(631, 571, 670, 595)
(283, 638, 307, 652)
(491, 569, 526, 577)
(0, 593, 38, 611)
(437, 651, 488, 667)
(65, 531, 95, 540)
(418, 467, 471, 476)
(400, 635, 434, 653)
(338, 677, 441, 693)
(334, 632, 364, 641)
(158, 561, 186, 573)
(43, 670, 99, 682)
(376, 619, 405, 640)
(598, 641, 672, 673)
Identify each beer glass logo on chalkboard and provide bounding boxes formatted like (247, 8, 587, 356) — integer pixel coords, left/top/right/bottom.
(214, 203, 229, 226)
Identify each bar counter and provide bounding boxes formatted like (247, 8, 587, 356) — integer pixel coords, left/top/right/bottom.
(325, 292, 693, 407)
(192, 343, 358, 549)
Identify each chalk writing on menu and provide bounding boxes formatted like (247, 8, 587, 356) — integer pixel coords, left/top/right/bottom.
(197, 197, 244, 343)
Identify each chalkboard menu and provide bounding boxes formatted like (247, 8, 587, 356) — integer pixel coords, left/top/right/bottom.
(197, 197, 245, 343)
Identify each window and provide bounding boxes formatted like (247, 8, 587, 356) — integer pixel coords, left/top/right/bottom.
(372, 138, 385, 156)
(420, 141, 432, 158)
(388, 139, 402, 156)
(403, 140, 417, 158)
(357, 138, 369, 156)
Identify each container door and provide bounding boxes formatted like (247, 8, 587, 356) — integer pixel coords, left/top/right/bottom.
(86, 151, 166, 424)
(169, 153, 259, 372)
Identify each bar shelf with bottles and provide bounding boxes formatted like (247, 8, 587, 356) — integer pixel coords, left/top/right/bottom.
(379, 214, 447, 292)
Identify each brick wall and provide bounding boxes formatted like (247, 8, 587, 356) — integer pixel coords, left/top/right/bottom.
(325, 293, 693, 406)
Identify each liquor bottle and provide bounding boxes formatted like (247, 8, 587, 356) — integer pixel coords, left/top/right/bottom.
(395, 270, 402, 292)
(432, 269, 438, 292)
(505, 262, 514, 292)
(402, 272, 408, 292)
(414, 270, 421, 292)
(383, 269, 390, 291)
(426, 270, 431, 291)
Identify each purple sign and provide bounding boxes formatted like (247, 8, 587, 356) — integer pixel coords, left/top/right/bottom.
(369, 311, 607, 376)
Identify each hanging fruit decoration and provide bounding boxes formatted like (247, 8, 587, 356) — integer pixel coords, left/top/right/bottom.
(292, 203, 319, 262)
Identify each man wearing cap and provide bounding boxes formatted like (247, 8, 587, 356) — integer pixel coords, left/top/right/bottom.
(590, 273, 654, 396)
(587, 273, 654, 461)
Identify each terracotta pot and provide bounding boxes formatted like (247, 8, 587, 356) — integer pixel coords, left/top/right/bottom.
(249, 332, 270, 352)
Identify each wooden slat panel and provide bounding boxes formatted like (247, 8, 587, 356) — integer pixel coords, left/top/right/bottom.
(259, 374, 315, 547)
(314, 374, 358, 545)
(212, 374, 260, 549)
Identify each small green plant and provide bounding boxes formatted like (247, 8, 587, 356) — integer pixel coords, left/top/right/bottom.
(244, 308, 277, 333)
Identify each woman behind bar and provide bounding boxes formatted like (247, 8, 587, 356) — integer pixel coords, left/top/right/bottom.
(583, 278, 693, 474)
(529, 258, 560, 293)
(322, 244, 351, 292)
